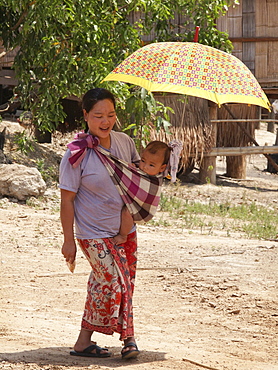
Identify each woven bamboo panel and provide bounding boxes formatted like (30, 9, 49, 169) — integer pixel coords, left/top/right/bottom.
(243, 44, 255, 74)
(224, 1, 242, 18)
(256, 0, 278, 36)
(255, 0, 278, 84)
(232, 42, 243, 60)
(255, 43, 268, 80)
(267, 41, 278, 77)
(227, 16, 242, 37)
(0, 42, 18, 68)
(216, 16, 227, 34)
(242, 0, 255, 38)
(217, 0, 278, 86)
(217, 2, 242, 37)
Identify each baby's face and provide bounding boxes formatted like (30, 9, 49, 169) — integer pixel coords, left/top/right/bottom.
(139, 150, 166, 176)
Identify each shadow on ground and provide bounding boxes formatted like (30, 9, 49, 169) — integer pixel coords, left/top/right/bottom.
(0, 347, 167, 368)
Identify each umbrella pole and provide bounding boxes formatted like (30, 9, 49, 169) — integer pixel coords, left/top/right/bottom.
(224, 105, 278, 173)
(193, 26, 200, 42)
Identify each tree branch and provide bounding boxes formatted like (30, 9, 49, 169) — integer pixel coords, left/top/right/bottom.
(11, 0, 36, 31)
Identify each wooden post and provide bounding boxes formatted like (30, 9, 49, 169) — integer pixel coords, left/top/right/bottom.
(266, 128, 278, 173)
(226, 155, 246, 179)
(255, 106, 261, 130)
(267, 109, 275, 133)
(199, 103, 217, 184)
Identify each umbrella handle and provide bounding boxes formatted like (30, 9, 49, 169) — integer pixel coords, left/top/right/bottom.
(193, 26, 200, 42)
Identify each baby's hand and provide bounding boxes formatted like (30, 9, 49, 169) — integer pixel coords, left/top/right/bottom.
(113, 234, 128, 245)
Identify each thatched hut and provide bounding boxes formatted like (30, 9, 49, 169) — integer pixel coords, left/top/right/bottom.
(152, 95, 212, 173)
(2, 2, 278, 181)
(216, 104, 258, 179)
(151, 0, 278, 182)
(151, 96, 260, 182)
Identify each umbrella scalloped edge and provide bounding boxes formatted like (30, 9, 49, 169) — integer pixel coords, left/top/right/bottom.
(103, 73, 271, 111)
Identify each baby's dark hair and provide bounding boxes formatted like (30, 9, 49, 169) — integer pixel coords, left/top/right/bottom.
(82, 88, 116, 113)
(144, 141, 171, 165)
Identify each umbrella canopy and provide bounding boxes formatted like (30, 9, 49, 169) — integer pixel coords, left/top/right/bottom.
(103, 42, 270, 111)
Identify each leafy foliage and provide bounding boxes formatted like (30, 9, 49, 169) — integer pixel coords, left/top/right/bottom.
(13, 130, 36, 155)
(118, 87, 173, 151)
(0, 0, 239, 132)
(36, 158, 58, 184)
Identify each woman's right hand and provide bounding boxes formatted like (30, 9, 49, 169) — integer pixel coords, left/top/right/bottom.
(62, 240, 77, 264)
(60, 189, 77, 264)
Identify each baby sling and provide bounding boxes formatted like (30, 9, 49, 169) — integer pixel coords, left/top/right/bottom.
(67, 132, 163, 223)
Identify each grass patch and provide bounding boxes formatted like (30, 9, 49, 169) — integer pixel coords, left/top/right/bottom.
(158, 193, 278, 240)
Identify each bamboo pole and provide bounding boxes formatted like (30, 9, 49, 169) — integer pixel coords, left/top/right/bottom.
(201, 145, 278, 157)
(210, 119, 278, 123)
(229, 37, 278, 42)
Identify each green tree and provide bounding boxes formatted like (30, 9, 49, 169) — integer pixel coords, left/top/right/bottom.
(0, 0, 239, 132)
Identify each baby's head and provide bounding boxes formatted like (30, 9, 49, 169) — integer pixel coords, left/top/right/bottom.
(139, 141, 171, 176)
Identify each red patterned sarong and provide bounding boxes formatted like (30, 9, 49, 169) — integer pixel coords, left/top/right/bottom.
(77, 231, 137, 340)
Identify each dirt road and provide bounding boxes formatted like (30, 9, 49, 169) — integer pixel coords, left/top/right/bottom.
(0, 121, 277, 370)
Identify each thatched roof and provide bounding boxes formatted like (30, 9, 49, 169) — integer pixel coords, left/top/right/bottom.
(217, 104, 257, 147)
(151, 94, 213, 173)
(151, 96, 259, 174)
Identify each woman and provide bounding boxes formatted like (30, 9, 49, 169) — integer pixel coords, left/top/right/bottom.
(59, 88, 141, 359)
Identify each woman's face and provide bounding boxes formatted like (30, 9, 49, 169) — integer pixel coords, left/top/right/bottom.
(83, 99, 116, 147)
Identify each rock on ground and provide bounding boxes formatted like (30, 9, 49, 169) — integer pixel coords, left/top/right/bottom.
(0, 163, 46, 200)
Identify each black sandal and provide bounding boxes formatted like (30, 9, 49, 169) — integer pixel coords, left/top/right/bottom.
(121, 342, 140, 359)
(70, 344, 112, 358)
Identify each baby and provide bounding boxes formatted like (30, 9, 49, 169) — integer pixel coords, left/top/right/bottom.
(113, 141, 171, 245)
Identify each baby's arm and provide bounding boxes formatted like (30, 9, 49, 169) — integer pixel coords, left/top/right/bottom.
(113, 206, 134, 245)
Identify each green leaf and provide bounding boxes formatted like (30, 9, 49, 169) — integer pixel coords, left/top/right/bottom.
(0, 0, 239, 133)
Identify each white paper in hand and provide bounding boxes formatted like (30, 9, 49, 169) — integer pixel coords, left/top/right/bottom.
(67, 260, 76, 273)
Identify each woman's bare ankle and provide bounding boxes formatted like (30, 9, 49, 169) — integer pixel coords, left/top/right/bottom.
(74, 329, 94, 352)
(124, 337, 136, 346)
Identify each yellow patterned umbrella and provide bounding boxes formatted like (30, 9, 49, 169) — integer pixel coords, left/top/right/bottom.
(103, 42, 270, 110)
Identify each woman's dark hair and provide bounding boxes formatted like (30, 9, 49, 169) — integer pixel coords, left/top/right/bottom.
(144, 140, 171, 165)
(82, 88, 116, 113)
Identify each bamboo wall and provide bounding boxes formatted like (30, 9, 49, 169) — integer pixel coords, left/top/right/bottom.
(0, 42, 18, 68)
(256, 0, 278, 85)
(127, 11, 190, 43)
(217, 0, 278, 88)
(217, 2, 243, 61)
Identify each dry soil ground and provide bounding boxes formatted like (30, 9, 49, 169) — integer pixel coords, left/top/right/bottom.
(0, 119, 277, 370)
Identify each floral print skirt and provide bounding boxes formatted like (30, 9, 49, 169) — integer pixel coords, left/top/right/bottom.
(77, 231, 137, 340)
